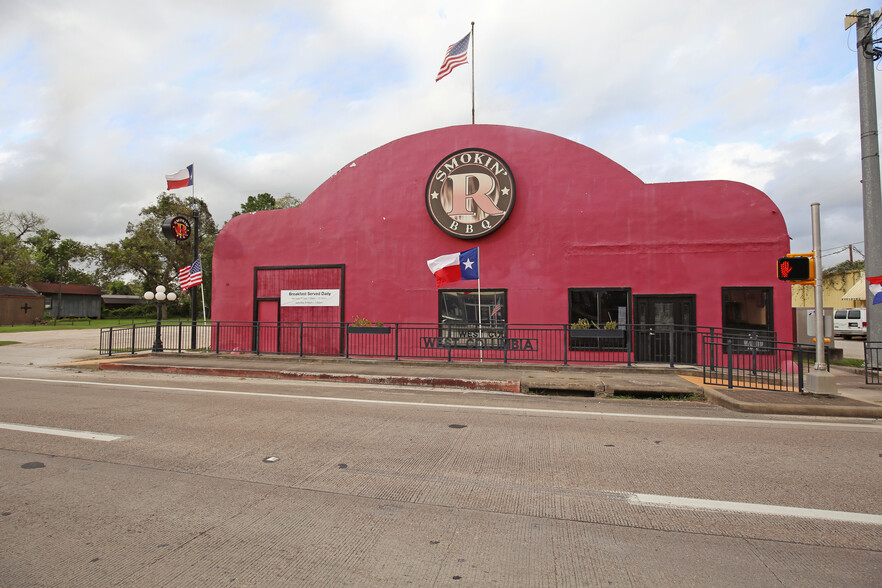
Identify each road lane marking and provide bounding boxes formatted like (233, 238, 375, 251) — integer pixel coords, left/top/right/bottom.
(0, 422, 126, 441)
(0, 375, 880, 430)
(620, 492, 882, 526)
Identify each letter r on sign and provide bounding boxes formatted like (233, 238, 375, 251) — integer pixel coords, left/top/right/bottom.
(447, 172, 504, 216)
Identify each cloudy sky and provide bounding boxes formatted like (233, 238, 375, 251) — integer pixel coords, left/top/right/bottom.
(0, 0, 876, 267)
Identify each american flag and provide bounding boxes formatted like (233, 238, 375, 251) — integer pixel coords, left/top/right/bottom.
(178, 259, 203, 291)
(436, 32, 470, 81)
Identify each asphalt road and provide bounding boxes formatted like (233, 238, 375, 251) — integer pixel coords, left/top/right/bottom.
(1, 358, 880, 586)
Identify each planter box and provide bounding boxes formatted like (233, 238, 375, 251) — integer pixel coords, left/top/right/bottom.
(347, 326, 391, 334)
(570, 329, 624, 339)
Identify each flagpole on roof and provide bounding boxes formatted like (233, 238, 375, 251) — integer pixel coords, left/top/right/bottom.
(471, 21, 475, 125)
(477, 246, 482, 361)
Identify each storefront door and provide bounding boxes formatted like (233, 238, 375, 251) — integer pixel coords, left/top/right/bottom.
(633, 295, 697, 364)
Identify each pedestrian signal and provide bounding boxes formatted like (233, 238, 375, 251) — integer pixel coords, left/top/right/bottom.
(776, 255, 814, 281)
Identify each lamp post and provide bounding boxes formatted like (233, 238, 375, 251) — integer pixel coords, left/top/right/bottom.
(144, 286, 177, 352)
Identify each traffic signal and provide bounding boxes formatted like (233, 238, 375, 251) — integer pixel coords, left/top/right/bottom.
(776, 254, 814, 281)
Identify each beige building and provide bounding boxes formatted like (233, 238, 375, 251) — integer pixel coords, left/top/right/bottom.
(791, 269, 865, 309)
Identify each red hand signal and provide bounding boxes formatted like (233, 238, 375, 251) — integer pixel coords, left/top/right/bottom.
(779, 261, 792, 278)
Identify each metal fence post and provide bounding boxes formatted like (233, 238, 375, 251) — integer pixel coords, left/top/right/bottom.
(727, 339, 734, 389)
(563, 325, 568, 366)
(394, 323, 399, 360)
(797, 345, 804, 393)
(708, 327, 716, 373)
(669, 329, 675, 368)
(107, 328, 113, 356)
(299, 322, 304, 358)
(255, 323, 261, 356)
(131, 325, 136, 355)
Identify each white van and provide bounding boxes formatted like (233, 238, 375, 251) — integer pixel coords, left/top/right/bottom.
(833, 307, 867, 339)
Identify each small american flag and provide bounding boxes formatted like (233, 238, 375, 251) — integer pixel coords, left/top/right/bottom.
(436, 32, 470, 82)
(178, 259, 203, 291)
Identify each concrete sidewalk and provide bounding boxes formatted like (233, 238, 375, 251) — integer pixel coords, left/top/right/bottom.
(93, 352, 882, 419)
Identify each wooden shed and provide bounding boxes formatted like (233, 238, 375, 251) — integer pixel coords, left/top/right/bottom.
(26, 282, 103, 319)
(0, 286, 45, 325)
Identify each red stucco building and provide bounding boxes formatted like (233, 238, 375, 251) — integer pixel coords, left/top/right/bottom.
(212, 124, 791, 363)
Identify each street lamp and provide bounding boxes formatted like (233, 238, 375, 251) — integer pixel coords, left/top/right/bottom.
(144, 285, 177, 352)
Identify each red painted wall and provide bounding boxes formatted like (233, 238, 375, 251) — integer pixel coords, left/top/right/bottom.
(213, 124, 791, 337)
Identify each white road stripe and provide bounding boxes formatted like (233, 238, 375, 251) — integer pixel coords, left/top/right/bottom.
(0, 422, 126, 442)
(1, 375, 880, 430)
(621, 492, 882, 526)
(1, 376, 879, 524)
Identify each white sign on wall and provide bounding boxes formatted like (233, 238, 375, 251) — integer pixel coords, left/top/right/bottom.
(280, 289, 340, 307)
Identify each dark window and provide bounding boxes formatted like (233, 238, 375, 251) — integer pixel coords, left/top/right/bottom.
(568, 288, 630, 350)
(721, 287, 773, 332)
(722, 287, 775, 352)
(438, 290, 507, 348)
(569, 288, 630, 327)
(439, 289, 506, 325)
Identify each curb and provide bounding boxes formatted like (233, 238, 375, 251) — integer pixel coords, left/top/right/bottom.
(703, 387, 882, 418)
(98, 362, 523, 394)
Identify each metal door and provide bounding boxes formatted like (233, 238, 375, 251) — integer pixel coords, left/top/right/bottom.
(633, 295, 697, 364)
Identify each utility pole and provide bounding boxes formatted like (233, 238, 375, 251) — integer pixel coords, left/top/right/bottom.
(848, 8, 882, 342)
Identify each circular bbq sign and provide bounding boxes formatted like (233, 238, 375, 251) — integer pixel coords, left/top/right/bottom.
(425, 148, 515, 239)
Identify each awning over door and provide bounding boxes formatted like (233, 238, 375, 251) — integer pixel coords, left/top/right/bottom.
(842, 276, 866, 301)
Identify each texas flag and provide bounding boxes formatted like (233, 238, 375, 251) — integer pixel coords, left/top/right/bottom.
(868, 275, 882, 304)
(165, 164, 194, 190)
(427, 247, 479, 287)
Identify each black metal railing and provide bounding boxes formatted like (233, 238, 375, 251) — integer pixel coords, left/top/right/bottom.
(99, 321, 773, 367)
(865, 341, 882, 385)
(99, 321, 213, 355)
(702, 334, 822, 393)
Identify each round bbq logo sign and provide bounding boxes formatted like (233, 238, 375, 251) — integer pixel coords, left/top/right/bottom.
(425, 148, 515, 239)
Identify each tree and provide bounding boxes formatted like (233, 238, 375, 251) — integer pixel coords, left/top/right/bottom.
(96, 193, 217, 305)
(0, 211, 46, 285)
(103, 280, 137, 295)
(27, 229, 92, 284)
(26, 228, 93, 316)
(823, 259, 864, 278)
(229, 192, 301, 221)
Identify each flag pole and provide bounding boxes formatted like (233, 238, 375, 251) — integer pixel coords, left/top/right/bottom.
(471, 21, 475, 125)
(477, 246, 482, 361)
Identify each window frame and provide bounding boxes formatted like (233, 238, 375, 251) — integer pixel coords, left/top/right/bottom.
(436, 288, 508, 349)
(720, 286, 774, 333)
(567, 287, 631, 350)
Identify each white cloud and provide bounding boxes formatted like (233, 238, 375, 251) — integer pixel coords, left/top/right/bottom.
(0, 0, 875, 270)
